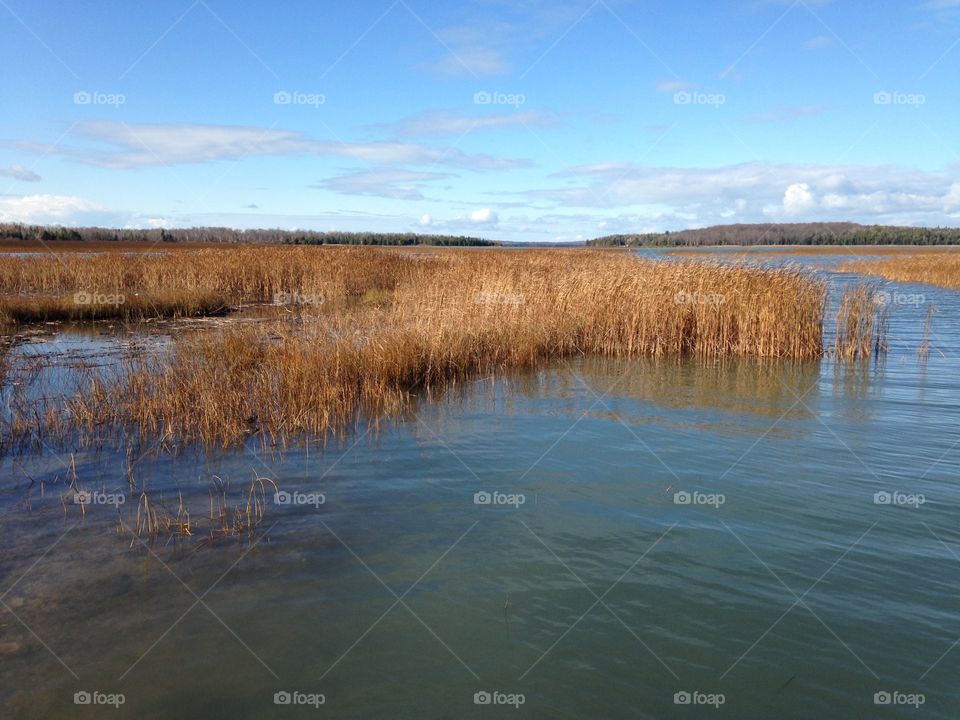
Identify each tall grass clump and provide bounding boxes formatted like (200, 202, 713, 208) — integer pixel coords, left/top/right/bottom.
(833, 284, 889, 360)
(839, 252, 960, 290)
(0, 246, 426, 324)
(46, 249, 832, 446)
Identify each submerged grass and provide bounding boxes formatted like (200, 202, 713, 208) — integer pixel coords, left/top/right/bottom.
(839, 252, 960, 290)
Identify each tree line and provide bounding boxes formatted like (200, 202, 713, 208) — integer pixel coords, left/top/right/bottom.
(0, 224, 497, 247)
(587, 223, 960, 247)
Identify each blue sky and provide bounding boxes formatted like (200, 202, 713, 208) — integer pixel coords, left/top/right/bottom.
(1, 0, 959, 242)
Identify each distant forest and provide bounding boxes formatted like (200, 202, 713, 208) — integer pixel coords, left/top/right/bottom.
(0, 223, 497, 247)
(587, 223, 960, 247)
(6, 221, 960, 249)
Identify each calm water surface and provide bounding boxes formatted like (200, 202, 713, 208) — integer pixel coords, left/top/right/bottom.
(1, 254, 958, 718)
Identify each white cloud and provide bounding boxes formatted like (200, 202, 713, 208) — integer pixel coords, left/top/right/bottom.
(782, 183, 816, 214)
(419, 213, 433, 226)
(469, 208, 498, 224)
(944, 182, 960, 211)
(0, 194, 100, 223)
(28, 121, 529, 171)
(316, 167, 451, 200)
(520, 161, 960, 227)
(0, 164, 41, 182)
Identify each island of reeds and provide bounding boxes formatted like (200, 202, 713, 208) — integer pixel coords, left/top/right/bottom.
(838, 251, 960, 290)
(1, 245, 890, 451)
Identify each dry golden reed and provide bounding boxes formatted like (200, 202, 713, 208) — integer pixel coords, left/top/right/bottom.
(839, 252, 960, 290)
(833, 284, 888, 360)
(36, 247, 833, 446)
(0, 245, 420, 323)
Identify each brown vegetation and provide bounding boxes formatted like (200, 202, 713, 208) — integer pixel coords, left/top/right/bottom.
(0, 246, 895, 449)
(838, 252, 960, 290)
(4, 248, 828, 447)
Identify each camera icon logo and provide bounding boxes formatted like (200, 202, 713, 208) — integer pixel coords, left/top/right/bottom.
(474, 491, 492, 505)
(874, 91, 892, 105)
(74, 490, 92, 505)
(674, 691, 692, 705)
(674, 491, 691, 505)
(474, 691, 492, 705)
(473, 91, 492, 105)
(74, 691, 92, 705)
(673, 91, 692, 105)
(273, 90, 292, 105)
(274, 691, 292, 705)
(874, 491, 891, 505)
(874, 691, 892, 705)
(73, 91, 92, 105)
(274, 490, 292, 505)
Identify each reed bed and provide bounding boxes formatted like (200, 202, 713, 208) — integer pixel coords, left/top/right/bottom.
(0, 289, 229, 325)
(839, 252, 960, 290)
(833, 284, 889, 360)
(0, 246, 425, 322)
(21, 248, 832, 446)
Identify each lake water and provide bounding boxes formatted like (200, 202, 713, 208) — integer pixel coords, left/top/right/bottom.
(1, 252, 958, 718)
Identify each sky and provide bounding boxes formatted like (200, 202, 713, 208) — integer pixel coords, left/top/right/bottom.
(1, 0, 960, 243)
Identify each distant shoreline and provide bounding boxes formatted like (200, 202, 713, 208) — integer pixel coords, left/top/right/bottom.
(4, 221, 960, 250)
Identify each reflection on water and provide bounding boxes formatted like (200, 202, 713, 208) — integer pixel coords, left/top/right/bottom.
(1, 258, 959, 719)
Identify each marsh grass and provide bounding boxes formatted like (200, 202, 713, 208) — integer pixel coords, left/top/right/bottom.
(24, 249, 832, 447)
(918, 306, 936, 360)
(113, 474, 277, 548)
(832, 284, 888, 360)
(1, 246, 896, 449)
(839, 252, 960, 290)
(0, 289, 229, 325)
(0, 246, 421, 323)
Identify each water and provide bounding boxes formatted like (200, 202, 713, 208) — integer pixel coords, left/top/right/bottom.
(1, 255, 958, 718)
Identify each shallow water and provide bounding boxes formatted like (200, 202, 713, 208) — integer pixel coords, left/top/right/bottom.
(1, 255, 958, 718)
